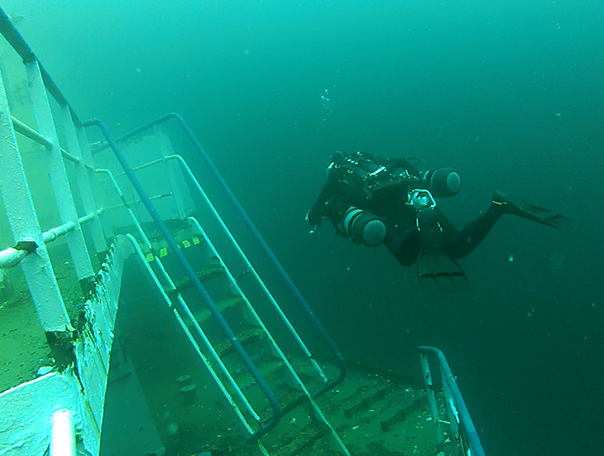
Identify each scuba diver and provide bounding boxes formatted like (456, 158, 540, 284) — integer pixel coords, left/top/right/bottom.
(306, 151, 571, 293)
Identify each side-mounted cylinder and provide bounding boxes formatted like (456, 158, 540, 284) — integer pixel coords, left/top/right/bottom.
(338, 207, 386, 247)
(420, 167, 461, 197)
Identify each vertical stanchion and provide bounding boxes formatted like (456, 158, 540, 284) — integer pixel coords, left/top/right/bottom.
(25, 59, 95, 289)
(60, 105, 108, 265)
(420, 352, 444, 446)
(0, 68, 72, 332)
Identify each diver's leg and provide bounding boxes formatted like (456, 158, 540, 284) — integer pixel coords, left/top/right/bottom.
(385, 206, 498, 266)
(445, 204, 503, 259)
(492, 191, 572, 229)
(389, 210, 470, 293)
(386, 228, 421, 266)
(446, 190, 572, 259)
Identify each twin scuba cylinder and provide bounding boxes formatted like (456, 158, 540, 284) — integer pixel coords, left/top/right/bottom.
(338, 207, 387, 247)
(338, 167, 461, 247)
(418, 167, 462, 199)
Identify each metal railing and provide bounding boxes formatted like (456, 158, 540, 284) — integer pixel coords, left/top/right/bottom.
(1, 6, 347, 447)
(83, 118, 283, 440)
(418, 346, 485, 456)
(0, 211, 101, 269)
(93, 112, 348, 398)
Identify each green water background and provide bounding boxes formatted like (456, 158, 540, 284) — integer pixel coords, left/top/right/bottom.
(3, 1, 603, 455)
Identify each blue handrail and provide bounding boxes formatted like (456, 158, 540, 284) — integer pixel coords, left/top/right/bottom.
(83, 118, 282, 440)
(418, 346, 486, 456)
(93, 112, 348, 398)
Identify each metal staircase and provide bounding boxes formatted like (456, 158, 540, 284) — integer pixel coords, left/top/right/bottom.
(0, 8, 485, 456)
(85, 114, 350, 455)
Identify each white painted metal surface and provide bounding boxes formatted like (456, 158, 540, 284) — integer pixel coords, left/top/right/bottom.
(50, 410, 76, 456)
(0, 60, 71, 333)
(0, 236, 132, 455)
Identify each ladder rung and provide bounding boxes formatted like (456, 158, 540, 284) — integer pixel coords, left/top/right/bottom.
(168, 266, 228, 296)
(274, 421, 329, 456)
(215, 327, 264, 358)
(188, 295, 246, 324)
(380, 396, 427, 431)
(344, 381, 399, 418)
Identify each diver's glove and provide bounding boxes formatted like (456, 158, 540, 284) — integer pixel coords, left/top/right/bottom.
(492, 191, 572, 229)
(305, 210, 321, 234)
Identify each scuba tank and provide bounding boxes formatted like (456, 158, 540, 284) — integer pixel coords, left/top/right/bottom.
(419, 167, 461, 198)
(337, 207, 387, 247)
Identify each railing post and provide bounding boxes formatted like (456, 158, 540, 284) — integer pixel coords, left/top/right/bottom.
(153, 123, 190, 219)
(418, 346, 486, 456)
(440, 364, 461, 439)
(60, 104, 108, 265)
(0, 69, 71, 332)
(419, 352, 443, 446)
(49, 409, 76, 456)
(25, 58, 95, 290)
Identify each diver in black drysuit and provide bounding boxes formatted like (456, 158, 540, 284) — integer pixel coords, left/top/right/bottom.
(306, 151, 571, 293)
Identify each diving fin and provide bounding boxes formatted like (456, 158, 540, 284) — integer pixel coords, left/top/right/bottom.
(417, 210, 470, 294)
(492, 191, 572, 229)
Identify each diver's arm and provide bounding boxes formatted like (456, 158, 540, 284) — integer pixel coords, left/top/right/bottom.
(306, 180, 339, 230)
(440, 204, 503, 259)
